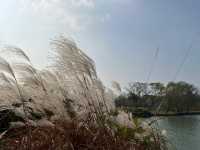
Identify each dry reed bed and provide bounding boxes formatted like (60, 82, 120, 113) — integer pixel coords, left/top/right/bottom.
(0, 119, 165, 150)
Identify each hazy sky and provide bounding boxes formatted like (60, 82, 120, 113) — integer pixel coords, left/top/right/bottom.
(1, 0, 200, 87)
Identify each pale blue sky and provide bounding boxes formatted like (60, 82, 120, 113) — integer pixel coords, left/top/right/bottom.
(0, 0, 200, 87)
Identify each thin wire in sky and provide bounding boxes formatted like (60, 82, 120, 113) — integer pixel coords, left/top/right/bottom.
(173, 44, 193, 81)
(146, 47, 159, 84)
(172, 33, 199, 81)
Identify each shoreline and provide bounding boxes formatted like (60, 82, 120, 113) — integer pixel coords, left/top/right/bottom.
(153, 111, 200, 117)
(131, 111, 200, 118)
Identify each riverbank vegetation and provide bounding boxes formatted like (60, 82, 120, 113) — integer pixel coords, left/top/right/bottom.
(115, 81, 200, 116)
(0, 116, 167, 150)
(0, 36, 167, 149)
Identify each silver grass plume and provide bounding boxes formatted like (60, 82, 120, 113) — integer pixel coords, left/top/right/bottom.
(0, 46, 42, 149)
(1, 46, 47, 93)
(51, 35, 97, 79)
(40, 69, 68, 97)
(0, 72, 20, 104)
(40, 69, 76, 118)
(111, 81, 122, 94)
(1, 46, 31, 62)
(0, 56, 16, 78)
(0, 56, 27, 116)
(50, 36, 110, 121)
(0, 72, 16, 90)
(13, 63, 45, 88)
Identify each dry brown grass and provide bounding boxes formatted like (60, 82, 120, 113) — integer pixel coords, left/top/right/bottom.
(0, 119, 166, 150)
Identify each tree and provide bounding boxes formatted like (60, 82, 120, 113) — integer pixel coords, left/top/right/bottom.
(165, 81, 199, 112)
(115, 81, 200, 113)
(126, 82, 148, 97)
(149, 82, 165, 96)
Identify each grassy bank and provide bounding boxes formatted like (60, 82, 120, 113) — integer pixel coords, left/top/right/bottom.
(122, 107, 200, 118)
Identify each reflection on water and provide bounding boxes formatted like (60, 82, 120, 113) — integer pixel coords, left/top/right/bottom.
(153, 116, 200, 150)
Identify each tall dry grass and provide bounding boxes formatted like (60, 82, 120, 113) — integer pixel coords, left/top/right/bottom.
(0, 36, 167, 150)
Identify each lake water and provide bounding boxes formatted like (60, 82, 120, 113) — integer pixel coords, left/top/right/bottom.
(152, 116, 200, 150)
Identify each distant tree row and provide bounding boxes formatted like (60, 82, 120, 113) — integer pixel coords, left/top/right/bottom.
(115, 81, 200, 113)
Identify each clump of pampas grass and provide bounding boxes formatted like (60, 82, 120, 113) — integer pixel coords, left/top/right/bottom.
(0, 36, 167, 150)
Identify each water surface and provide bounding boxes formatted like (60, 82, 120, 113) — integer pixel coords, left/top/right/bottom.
(153, 116, 200, 150)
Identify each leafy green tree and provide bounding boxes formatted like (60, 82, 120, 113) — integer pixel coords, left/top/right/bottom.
(166, 81, 199, 112)
(115, 81, 200, 114)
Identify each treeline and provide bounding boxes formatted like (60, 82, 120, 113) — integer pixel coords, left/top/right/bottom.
(115, 81, 200, 114)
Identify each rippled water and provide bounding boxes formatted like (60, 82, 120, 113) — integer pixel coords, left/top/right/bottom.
(153, 116, 200, 150)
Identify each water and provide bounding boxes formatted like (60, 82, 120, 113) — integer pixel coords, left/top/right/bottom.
(152, 116, 200, 150)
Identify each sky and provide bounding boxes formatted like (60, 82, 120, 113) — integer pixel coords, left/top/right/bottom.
(0, 0, 200, 88)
